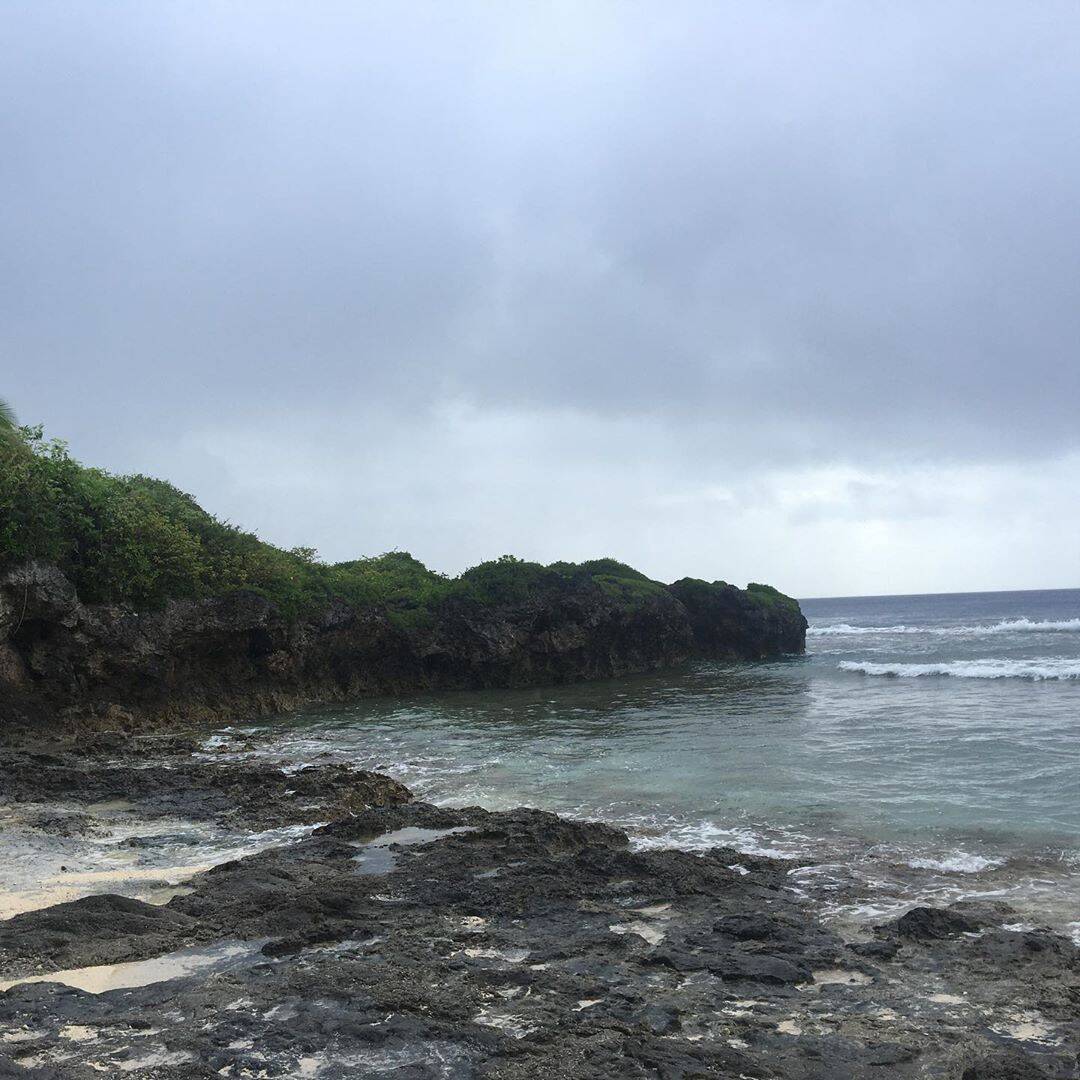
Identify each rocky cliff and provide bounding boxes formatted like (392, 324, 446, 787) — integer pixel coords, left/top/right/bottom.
(0, 561, 806, 729)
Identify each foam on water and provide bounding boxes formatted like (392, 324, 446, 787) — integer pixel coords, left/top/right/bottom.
(810, 618, 1080, 637)
(839, 657, 1080, 680)
(626, 818, 804, 860)
(0, 805, 324, 921)
(907, 852, 1004, 873)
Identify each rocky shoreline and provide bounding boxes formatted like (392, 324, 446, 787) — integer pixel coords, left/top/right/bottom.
(0, 733, 1077, 1079)
(0, 562, 806, 732)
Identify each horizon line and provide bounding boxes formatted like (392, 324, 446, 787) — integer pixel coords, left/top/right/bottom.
(799, 584, 1079, 603)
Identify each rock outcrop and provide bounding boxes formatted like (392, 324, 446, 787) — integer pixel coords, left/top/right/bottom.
(0, 561, 806, 728)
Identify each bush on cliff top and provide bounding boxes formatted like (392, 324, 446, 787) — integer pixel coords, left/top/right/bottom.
(745, 582, 804, 618)
(0, 427, 800, 630)
(669, 577, 803, 622)
(0, 428, 690, 620)
(0, 429, 308, 608)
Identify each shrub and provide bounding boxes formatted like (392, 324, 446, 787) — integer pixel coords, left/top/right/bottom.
(0, 427, 320, 610)
(0, 424, 795, 626)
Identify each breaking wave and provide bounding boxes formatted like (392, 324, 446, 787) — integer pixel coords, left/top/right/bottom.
(809, 618, 1080, 637)
(839, 658, 1080, 680)
(907, 852, 1004, 873)
(625, 818, 804, 860)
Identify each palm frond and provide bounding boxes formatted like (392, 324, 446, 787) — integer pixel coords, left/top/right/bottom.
(0, 399, 15, 433)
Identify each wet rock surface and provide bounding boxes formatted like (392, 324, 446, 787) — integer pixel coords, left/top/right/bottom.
(0, 738, 1077, 1079)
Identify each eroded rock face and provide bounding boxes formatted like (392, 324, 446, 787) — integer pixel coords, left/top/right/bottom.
(0, 739, 1075, 1080)
(668, 578, 808, 659)
(0, 563, 807, 728)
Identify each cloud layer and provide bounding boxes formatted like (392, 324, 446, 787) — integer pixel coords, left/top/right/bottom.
(4, 3, 1078, 594)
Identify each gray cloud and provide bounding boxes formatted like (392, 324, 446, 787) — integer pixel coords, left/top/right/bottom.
(3, 2, 1078, 592)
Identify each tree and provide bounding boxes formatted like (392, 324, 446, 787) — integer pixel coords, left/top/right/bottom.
(0, 399, 14, 439)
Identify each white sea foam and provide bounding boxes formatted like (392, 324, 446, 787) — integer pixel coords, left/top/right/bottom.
(985, 617, 1080, 633)
(839, 658, 1080, 680)
(629, 820, 802, 859)
(809, 618, 1080, 637)
(907, 852, 1004, 873)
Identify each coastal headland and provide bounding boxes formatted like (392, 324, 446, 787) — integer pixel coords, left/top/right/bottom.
(1, 430, 1076, 1077)
(0, 428, 804, 731)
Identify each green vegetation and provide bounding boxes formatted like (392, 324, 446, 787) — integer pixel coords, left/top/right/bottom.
(668, 577, 803, 622)
(745, 582, 804, 618)
(0, 426, 320, 612)
(0, 426, 673, 623)
(665, 577, 727, 605)
(0, 416, 800, 636)
(0, 400, 16, 442)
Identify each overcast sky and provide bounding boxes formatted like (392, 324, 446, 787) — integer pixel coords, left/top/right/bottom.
(4, 2, 1079, 596)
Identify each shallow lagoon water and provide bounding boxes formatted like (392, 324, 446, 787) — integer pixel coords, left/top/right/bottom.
(222, 588, 1079, 940)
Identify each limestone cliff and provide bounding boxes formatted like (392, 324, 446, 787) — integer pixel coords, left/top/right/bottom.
(0, 561, 806, 728)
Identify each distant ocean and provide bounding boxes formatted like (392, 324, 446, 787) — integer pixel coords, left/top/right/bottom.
(218, 588, 1080, 942)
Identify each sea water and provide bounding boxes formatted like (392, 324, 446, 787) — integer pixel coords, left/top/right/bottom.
(217, 588, 1080, 940)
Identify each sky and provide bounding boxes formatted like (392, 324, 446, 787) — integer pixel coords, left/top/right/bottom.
(3, 2, 1079, 597)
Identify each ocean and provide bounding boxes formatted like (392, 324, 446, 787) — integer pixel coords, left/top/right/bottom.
(217, 587, 1080, 941)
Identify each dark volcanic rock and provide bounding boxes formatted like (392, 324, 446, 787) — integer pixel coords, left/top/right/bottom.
(880, 901, 1013, 943)
(0, 748, 411, 829)
(888, 904, 986, 940)
(1, 744, 1077, 1079)
(0, 895, 197, 971)
(961, 1050, 1054, 1079)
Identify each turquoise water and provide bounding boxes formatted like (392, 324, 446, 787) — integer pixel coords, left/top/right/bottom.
(223, 588, 1080, 938)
